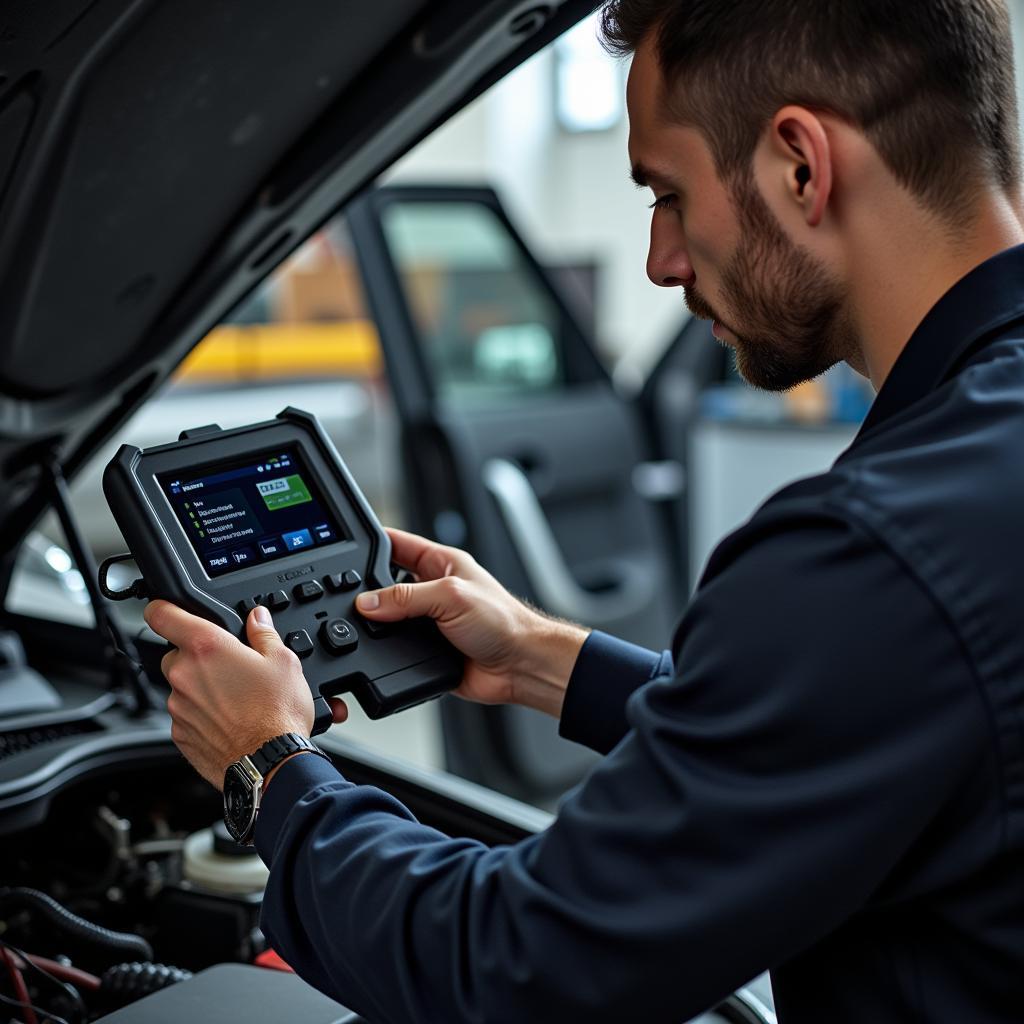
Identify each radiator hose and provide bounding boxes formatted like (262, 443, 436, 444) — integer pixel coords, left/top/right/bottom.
(0, 887, 153, 961)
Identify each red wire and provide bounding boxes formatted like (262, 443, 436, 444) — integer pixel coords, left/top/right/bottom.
(20, 954, 100, 993)
(1, 946, 38, 1024)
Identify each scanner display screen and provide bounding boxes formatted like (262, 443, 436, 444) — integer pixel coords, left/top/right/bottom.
(157, 446, 345, 578)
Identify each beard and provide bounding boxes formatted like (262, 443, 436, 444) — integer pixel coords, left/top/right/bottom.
(684, 176, 856, 392)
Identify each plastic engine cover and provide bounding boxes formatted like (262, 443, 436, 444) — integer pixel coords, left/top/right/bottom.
(94, 963, 357, 1023)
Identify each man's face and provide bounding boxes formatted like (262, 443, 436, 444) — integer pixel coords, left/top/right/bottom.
(627, 42, 854, 391)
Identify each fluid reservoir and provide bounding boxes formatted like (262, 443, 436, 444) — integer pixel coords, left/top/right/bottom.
(182, 822, 269, 895)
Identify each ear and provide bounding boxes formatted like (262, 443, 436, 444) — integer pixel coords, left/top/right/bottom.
(769, 105, 832, 228)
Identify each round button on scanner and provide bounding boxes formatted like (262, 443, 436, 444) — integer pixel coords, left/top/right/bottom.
(320, 618, 359, 655)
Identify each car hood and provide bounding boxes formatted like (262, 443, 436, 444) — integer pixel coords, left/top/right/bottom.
(0, 0, 595, 560)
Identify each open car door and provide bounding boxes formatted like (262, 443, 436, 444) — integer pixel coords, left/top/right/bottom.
(347, 184, 686, 804)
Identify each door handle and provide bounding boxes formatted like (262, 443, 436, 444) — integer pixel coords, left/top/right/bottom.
(632, 460, 686, 502)
(481, 458, 655, 626)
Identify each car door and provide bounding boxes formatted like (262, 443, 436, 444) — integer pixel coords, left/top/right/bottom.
(347, 184, 686, 803)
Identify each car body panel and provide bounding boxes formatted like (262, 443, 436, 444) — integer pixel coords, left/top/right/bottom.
(0, 0, 597, 558)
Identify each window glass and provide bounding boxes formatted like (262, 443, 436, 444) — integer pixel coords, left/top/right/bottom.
(156, 220, 403, 534)
(381, 202, 565, 400)
(176, 223, 381, 389)
(555, 12, 624, 132)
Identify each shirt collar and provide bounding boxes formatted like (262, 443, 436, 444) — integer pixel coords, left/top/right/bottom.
(855, 243, 1024, 441)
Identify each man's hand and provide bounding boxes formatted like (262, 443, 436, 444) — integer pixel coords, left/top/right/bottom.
(356, 528, 589, 718)
(144, 601, 331, 789)
(143, 529, 587, 787)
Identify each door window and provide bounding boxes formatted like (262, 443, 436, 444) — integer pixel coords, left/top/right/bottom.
(381, 202, 565, 401)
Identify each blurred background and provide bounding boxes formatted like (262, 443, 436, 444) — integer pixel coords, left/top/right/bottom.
(16, 3, 1024, 808)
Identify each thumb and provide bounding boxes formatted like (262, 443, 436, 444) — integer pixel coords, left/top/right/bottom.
(356, 577, 463, 624)
(247, 605, 286, 656)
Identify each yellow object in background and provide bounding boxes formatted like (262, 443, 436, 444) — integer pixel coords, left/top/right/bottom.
(174, 320, 383, 384)
(785, 379, 830, 424)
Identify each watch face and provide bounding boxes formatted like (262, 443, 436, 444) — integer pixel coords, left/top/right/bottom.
(223, 764, 257, 843)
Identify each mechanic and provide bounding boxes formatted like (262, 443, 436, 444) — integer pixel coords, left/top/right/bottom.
(144, 1, 1024, 1021)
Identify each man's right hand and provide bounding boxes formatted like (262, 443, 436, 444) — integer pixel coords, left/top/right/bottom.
(349, 528, 589, 719)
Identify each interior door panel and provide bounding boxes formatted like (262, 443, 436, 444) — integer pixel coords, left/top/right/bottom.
(468, 390, 672, 645)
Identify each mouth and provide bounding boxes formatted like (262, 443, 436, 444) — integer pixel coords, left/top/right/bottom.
(684, 285, 729, 340)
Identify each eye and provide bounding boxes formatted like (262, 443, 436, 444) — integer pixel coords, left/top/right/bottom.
(648, 193, 677, 211)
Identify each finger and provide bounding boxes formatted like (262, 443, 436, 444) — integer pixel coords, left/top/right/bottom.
(385, 528, 478, 583)
(326, 696, 349, 724)
(356, 576, 464, 623)
(145, 600, 224, 651)
(246, 606, 286, 658)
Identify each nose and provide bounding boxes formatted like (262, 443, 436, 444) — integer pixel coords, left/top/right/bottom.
(646, 213, 694, 288)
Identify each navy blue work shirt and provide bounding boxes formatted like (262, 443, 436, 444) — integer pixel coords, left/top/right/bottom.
(255, 244, 1024, 1023)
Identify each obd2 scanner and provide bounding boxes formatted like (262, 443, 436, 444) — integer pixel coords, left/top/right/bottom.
(102, 408, 462, 735)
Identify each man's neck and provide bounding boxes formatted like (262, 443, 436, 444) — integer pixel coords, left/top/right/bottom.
(849, 189, 1024, 391)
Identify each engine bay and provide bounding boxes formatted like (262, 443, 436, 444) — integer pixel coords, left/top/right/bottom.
(0, 754, 292, 1021)
(0, 603, 545, 1024)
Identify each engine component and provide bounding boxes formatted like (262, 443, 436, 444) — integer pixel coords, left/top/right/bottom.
(1, 940, 91, 1024)
(156, 887, 264, 970)
(157, 822, 267, 968)
(0, 944, 37, 1024)
(0, 631, 60, 718)
(182, 823, 269, 895)
(0, 887, 153, 961)
(99, 961, 192, 1008)
(92, 963, 355, 1023)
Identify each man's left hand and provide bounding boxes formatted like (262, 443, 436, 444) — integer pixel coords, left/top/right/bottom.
(143, 601, 335, 788)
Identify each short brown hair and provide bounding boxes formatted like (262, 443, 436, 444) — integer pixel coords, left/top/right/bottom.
(602, 0, 1021, 221)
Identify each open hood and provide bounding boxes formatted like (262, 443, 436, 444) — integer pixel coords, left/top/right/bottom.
(0, 0, 597, 559)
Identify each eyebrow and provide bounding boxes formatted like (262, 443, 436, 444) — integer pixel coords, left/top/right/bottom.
(630, 162, 673, 191)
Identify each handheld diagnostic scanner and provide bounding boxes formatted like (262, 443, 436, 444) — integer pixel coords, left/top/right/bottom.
(102, 408, 462, 735)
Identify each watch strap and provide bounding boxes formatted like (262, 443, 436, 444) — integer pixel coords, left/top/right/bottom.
(248, 732, 327, 778)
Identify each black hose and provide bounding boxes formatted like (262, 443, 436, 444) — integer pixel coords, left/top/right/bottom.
(100, 962, 192, 1007)
(0, 887, 153, 961)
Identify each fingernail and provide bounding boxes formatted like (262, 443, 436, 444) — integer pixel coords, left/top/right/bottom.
(254, 605, 272, 626)
(356, 592, 380, 611)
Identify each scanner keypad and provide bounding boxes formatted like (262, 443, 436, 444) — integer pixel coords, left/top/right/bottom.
(268, 571, 376, 657)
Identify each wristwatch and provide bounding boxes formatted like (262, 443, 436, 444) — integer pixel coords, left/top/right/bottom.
(223, 732, 329, 846)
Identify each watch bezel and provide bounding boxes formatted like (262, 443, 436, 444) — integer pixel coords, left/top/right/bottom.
(223, 756, 264, 845)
